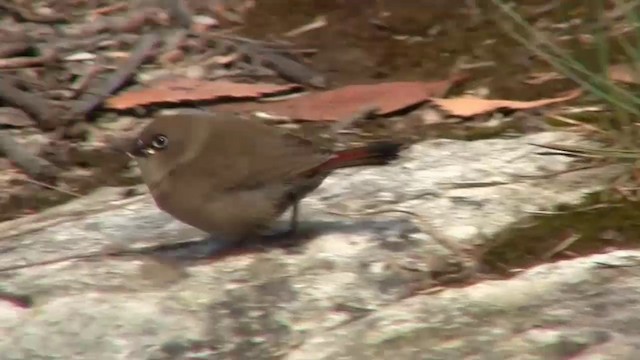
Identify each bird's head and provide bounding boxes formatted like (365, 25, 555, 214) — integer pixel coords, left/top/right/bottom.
(126, 114, 207, 186)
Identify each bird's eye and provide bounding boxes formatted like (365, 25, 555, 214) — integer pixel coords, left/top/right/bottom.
(151, 134, 168, 149)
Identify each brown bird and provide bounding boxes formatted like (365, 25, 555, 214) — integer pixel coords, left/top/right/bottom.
(127, 112, 402, 243)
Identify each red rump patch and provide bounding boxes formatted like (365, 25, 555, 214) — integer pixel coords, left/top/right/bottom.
(309, 142, 402, 174)
(322, 148, 374, 169)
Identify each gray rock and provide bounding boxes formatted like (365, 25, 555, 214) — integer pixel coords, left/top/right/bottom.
(0, 132, 629, 359)
(286, 250, 640, 360)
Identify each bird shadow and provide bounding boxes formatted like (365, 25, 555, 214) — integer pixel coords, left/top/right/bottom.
(121, 217, 406, 267)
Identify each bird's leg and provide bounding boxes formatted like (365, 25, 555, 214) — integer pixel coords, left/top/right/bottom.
(287, 201, 299, 234)
(259, 201, 300, 245)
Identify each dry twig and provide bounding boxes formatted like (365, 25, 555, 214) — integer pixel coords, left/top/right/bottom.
(240, 43, 327, 88)
(0, 75, 59, 129)
(0, 48, 57, 69)
(0, 130, 60, 181)
(163, 0, 193, 28)
(64, 8, 167, 37)
(0, 42, 31, 59)
(0, 0, 67, 23)
(66, 32, 160, 121)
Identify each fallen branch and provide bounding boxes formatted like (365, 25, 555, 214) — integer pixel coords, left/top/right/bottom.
(69, 64, 104, 98)
(0, 48, 57, 69)
(66, 32, 160, 121)
(208, 37, 327, 88)
(158, 29, 188, 65)
(0, 75, 58, 129)
(63, 8, 167, 37)
(0, 130, 60, 181)
(164, 0, 193, 28)
(0, 42, 31, 59)
(254, 48, 327, 88)
(90, 2, 129, 17)
(0, 0, 67, 23)
(53, 33, 112, 55)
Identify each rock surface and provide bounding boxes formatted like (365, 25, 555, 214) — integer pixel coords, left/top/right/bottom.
(0, 132, 630, 360)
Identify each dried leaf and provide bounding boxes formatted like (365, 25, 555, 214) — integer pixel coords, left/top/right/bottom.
(104, 78, 300, 110)
(523, 71, 564, 85)
(284, 15, 328, 37)
(90, 3, 129, 18)
(608, 63, 640, 84)
(528, 64, 640, 85)
(0, 107, 36, 128)
(431, 89, 582, 117)
(209, 53, 240, 65)
(216, 75, 467, 121)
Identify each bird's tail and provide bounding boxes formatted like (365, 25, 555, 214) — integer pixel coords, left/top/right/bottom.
(316, 142, 403, 172)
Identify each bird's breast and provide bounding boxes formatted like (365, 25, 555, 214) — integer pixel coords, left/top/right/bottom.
(147, 175, 221, 232)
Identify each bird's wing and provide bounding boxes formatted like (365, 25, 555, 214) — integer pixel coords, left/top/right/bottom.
(177, 116, 331, 192)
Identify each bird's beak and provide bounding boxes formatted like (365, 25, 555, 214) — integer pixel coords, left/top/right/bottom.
(127, 139, 152, 158)
(111, 137, 148, 159)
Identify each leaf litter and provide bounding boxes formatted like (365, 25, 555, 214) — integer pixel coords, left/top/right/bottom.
(607, 63, 640, 84)
(524, 63, 640, 86)
(215, 73, 469, 121)
(105, 78, 301, 110)
(430, 89, 582, 118)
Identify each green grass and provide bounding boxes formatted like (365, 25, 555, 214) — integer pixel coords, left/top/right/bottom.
(481, 1, 640, 270)
(491, 0, 640, 159)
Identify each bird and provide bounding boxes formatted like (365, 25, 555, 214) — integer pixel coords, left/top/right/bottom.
(126, 112, 403, 244)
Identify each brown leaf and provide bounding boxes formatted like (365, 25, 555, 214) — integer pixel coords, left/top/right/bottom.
(209, 53, 240, 65)
(0, 107, 36, 127)
(216, 75, 467, 121)
(104, 78, 300, 110)
(608, 63, 640, 84)
(430, 89, 582, 117)
(523, 71, 564, 85)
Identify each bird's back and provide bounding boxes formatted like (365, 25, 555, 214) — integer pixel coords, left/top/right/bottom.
(172, 113, 331, 192)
